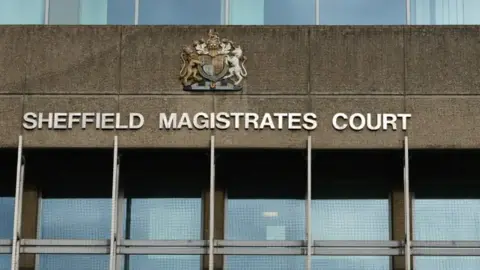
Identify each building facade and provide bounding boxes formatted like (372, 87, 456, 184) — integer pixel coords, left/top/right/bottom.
(1, 1, 480, 270)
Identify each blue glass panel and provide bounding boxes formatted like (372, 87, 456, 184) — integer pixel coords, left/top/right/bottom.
(319, 0, 406, 25)
(0, 197, 14, 239)
(226, 199, 305, 240)
(128, 198, 202, 240)
(40, 198, 111, 239)
(0, 255, 11, 270)
(138, 0, 222, 25)
(39, 255, 108, 270)
(127, 255, 201, 270)
(412, 0, 480, 24)
(312, 256, 390, 270)
(48, 0, 135, 25)
(415, 256, 480, 270)
(312, 199, 390, 240)
(0, 0, 44, 24)
(230, 0, 315, 25)
(414, 199, 480, 240)
(225, 256, 304, 270)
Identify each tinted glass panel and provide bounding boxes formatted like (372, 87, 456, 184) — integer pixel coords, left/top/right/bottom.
(0, 197, 14, 239)
(313, 256, 390, 270)
(49, 0, 135, 25)
(414, 257, 480, 270)
(319, 0, 406, 25)
(0, 255, 11, 270)
(27, 149, 113, 270)
(412, 0, 480, 24)
(122, 150, 207, 270)
(414, 199, 480, 240)
(222, 150, 305, 269)
(230, 0, 315, 25)
(0, 0, 44, 24)
(39, 255, 108, 270)
(138, 0, 222, 25)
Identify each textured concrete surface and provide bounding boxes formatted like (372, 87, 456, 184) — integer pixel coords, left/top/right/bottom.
(0, 26, 479, 148)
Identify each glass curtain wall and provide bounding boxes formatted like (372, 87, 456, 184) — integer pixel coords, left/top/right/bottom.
(411, 0, 480, 24)
(0, 150, 16, 270)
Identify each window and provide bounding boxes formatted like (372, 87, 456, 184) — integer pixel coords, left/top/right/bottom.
(319, 0, 406, 25)
(411, 0, 480, 24)
(121, 150, 207, 270)
(0, 0, 44, 24)
(311, 150, 397, 270)
(28, 149, 112, 270)
(138, 0, 222, 25)
(229, 0, 315, 25)
(223, 150, 306, 270)
(0, 149, 16, 270)
(48, 0, 135, 25)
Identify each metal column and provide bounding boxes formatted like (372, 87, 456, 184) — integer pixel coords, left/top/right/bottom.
(11, 135, 25, 270)
(306, 136, 312, 270)
(109, 136, 120, 270)
(208, 135, 216, 270)
(403, 136, 411, 270)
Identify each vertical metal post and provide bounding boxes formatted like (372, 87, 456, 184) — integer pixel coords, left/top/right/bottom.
(224, 0, 230, 25)
(306, 136, 312, 270)
(44, 0, 50, 24)
(315, 0, 320, 25)
(406, 0, 411, 24)
(134, 0, 139, 25)
(208, 135, 215, 270)
(115, 175, 124, 270)
(109, 136, 120, 270)
(403, 136, 411, 270)
(11, 136, 24, 270)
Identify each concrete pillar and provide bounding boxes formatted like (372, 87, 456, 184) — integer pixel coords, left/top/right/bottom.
(391, 189, 412, 270)
(19, 183, 39, 270)
(202, 189, 225, 270)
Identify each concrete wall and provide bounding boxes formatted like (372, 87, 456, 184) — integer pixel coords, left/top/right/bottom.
(1, 25, 480, 149)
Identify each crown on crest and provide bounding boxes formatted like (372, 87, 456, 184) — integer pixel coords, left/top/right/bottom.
(206, 29, 221, 50)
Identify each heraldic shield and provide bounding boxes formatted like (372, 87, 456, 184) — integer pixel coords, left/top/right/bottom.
(180, 29, 247, 91)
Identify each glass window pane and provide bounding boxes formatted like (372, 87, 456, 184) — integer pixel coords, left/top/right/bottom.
(138, 0, 222, 25)
(49, 0, 135, 25)
(415, 256, 480, 270)
(40, 198, 111, 239)
(0, 0, 44, 24)
(122, 150, 207, 270)
(412, 0, 480, 24)
(0, 197, 14, 239)
(230, 0, 315, 25)
(0, 255, 11, 270)
(128, 255, 201, 270)
(225, 256, 304, 270)
(319, 0, 406, 25)
(38, 255, 108, 270)
(414, 199, 480, 240)
(312, 199, 389, 240)
(313, 256, 390, 270)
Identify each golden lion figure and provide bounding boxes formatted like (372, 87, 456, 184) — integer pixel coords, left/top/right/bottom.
(179, 46, 202, 86)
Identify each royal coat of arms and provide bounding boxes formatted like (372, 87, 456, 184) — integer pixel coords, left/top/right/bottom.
(180, 29, 247, 91)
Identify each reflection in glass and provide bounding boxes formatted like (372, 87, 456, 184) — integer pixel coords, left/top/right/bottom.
(0, 255, 11, 270)
(225, 256, 304, 270)
(127, 255, 201, 270)
(40, 198, 111, 239)
(411, 0, 480, 24)
(39, 255, 108, 270)
(312, 199, 389, 240)
(139, 0, 222, 25)
(319, 0, 406, 25)
(313, 256, 390, 270)
(415, 256, 480, 270)
(0, 0, 44, 24)
(414, 199, 480, 240)
(226, 199, 305, 240)
(230, 0, 315, 25)
(128, 198, 202, 240)
(0, 197, 14, 239)
(48, 0, 135, 25)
